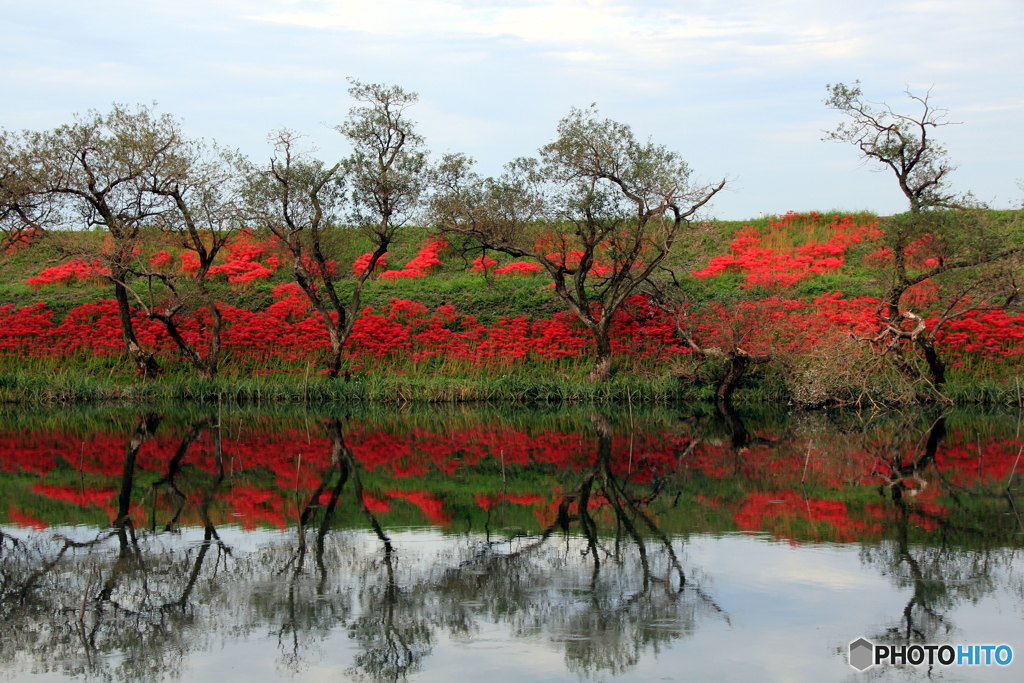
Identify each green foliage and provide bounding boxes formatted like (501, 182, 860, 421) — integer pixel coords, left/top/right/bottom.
(794, 272, 876, 298)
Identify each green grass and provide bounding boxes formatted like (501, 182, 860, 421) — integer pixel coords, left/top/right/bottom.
(0, 368, 701, 404)
(3, 214, 1022, 406)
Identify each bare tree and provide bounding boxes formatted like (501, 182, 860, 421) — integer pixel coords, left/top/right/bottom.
(433, 106, 724, 382)
(129, 143, 248, 379)
(247, 80, 428, 377)
(245, 130, 346, 374)
(824, 81, 958, 214)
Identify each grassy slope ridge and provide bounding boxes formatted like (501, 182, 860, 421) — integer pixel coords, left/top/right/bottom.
(1, 213, 1021, 405)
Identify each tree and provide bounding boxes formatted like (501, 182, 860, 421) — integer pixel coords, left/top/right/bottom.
(432, 106, 724, 382)
(4, 106, 255, 379)
(132, 143, 248, 379)
(826, 83, 1023, 390)
(824, 81, 957, 214)
(15, 104, 189, 377)
(0, 131, 48, 251)
(16, 105, 193, 378)
(652, 293, 773, 406)
(247, 80, 428, 377)
(854, 209, 1021, 388)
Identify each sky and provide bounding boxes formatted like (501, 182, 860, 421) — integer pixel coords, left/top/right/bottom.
(2, 0, 1021, 219)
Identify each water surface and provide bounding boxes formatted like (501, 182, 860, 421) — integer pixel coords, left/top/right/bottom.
(1, 404, 1021, 681)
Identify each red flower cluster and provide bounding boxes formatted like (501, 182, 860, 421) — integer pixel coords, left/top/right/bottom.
(469, 256, 543, 277)
(26, 259, 110, 289)
(148, 249, 174, 270)
(26, 231, 284, 288)
(693, 212, 881, 289)
(471, 254, 497, 273)
(380, 238, 448, 279)
(4, 226, 42, 253)
(866, 234, 941, 271)
(2, 285, 1020, 377)
(939, 310, 1024, 370)
(353, 251, 388, 276)
(494, 261, 543, 276)
(6, 216, 1023, 378)
(207, 231, 281, 283)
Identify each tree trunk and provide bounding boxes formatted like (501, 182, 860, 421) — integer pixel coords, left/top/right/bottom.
(916, 338, 947, 386)
(293, 266, 350, 379)
(716, 355, 749, 406)
(156, 303, 223, 379)
(586, 328, 614, 383)
(202, 304, 223, 380)
(585, 323, 614, 382)
(326, 326, 344, 379)
(112, 275, 160, 378)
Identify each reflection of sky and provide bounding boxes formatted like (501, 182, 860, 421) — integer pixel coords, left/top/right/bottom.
(2, 1, 1022, 219)
(8, 528, 1019, 681)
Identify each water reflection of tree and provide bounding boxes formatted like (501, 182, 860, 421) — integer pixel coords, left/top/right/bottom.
(418, 414, 726, 678)
(0, 414, 233, 682)
(855, 413, 1024, 648)
(265, 418, 433, 680)
(1, 411, 729, 682)
(251, 413, 727, 681)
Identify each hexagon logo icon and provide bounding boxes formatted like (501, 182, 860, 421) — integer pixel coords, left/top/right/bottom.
(849, 637, 875, 671)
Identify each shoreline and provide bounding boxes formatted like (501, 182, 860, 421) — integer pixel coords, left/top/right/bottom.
(1, 369, 1021, 406)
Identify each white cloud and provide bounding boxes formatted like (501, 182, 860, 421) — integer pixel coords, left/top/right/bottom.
(2, 0, 1021, 217)
(244, 0, 883, 68)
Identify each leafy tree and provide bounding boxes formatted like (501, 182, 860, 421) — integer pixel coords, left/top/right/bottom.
(247, 80, 428, 377)
(854, 209, 1021, 388)
(432, 106, 724, 382)
(0, 131, 48, 251)
(11, 105, 189, 377)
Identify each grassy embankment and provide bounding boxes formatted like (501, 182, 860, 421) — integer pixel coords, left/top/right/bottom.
(0, 214, 1021, 405)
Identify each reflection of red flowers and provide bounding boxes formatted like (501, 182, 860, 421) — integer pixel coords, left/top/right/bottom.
(8, 506, 48, 529)
(4, 417, 1017, 541)
(474, 493, 544, 511)
(31, 484, 115, 508)
(227, 486, 286, 530)
(733, 489, 881, 542)
(387, 490, 451, 525)
(362, 492, 391, 513)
